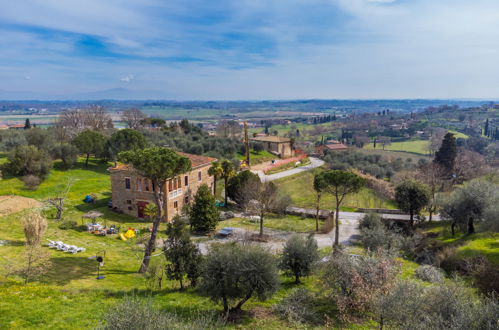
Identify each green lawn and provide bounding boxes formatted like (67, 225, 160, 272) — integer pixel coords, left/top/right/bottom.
(275, 169, 396, 211)
(422, 221, 499, 265)
(364, 139, 429, 156)
(219, 214, 324, 233)
(236, 149, 276, 165)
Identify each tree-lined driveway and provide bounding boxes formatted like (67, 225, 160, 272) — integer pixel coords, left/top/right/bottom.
(253, 157, 324, 182)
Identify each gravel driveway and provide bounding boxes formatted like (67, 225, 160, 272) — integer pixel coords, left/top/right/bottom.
(253, 157, 325, 182)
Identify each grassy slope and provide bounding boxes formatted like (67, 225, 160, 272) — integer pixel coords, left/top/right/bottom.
(236, 149, 276, 165)
(274, 169, 396, 211)
(422, 221, 499, 265)
(219, 214, 325, 233)
(364, 139, 429, 155)
(0, 157, 371, 329)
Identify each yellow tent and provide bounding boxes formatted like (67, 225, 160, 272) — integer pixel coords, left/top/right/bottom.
(124, 229, 136, 239)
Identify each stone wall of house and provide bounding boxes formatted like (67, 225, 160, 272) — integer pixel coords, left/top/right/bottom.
(110, 164, 214, 221)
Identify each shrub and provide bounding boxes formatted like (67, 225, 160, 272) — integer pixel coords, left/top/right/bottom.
(22, 211, 47, 246)
(22, 175, 41, 190)
(273, 288, 319, 325)
(374, 280, 499, 330)
(226, 170, 260, 206)
(415, 265, 444, 283)
(200, 242, 279, 313)
(320, 250, 399, 320)
(50, 143, 78, 168)
(58, 219, 78, 230)
(219, 211, 235, 220)
(473, 258, 499, 296)
(164, 216, 202, 289)
(189, 184, 219, 233)
(280, 234, 319, 283)
(102, 296, 220, 330)
(3, 145, 52, 179)
(358, 212, 384, 230)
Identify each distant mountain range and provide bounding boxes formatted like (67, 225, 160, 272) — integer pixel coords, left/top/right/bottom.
(0, 88, 170, 100)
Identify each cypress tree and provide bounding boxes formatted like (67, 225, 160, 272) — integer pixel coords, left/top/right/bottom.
(434, 132, 457, 173)
(484, 118, 489, 136)
(24, 118, 31, 129)
(189, 184, 220, 233)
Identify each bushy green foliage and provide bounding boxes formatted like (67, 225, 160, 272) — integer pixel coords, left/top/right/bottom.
(3, 145, 52, 179)
(323, 150, 418, 179)
(72, 129, 107, 166)
(164, 216, 202, 289)
(0, 129, 27, 151)
(415, 265, 444, 283)
(189, 184, 219, 233)
(441, 179, 499, 234)
(320, 250, 399, 320)
(273, 288, 320, 325)
(395, 179, 430, 223)
(106, 128, 148, 160)
(434, 132, 457, 172)
(226, 170, 260, 206)
(50, 143, 78, 168)
(141, 123, 243, 160)
(25, 128, 55, 151)
(374, 280, 499, 330)
(280, 234, 319, 283)
(200, 243, 279, 312)
(102, 296, 220, 330)
(58, 219, 78, 230)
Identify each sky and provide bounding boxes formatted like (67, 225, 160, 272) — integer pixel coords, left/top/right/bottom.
(1, 0, 499, 100)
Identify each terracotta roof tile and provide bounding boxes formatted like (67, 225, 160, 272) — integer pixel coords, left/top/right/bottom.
(250, 136, 291, 143)
(110, 151, 217, 172)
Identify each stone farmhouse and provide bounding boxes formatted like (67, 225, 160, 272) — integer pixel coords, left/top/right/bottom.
(249, 135, 294, 158)
(110, 152, 216, 221)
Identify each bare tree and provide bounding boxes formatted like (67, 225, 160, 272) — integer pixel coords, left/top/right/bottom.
(122, 108, 146, 129)
(417, 163, 447, 222)
(8, 211, 52, 284)
(453, 148, 490, 184)
(247, 181, 290, 237)
(82, 106, 113, 132)
(45, 178, 75, 220)
(58, 106, 113, 133)
(22, 211, 47, 246)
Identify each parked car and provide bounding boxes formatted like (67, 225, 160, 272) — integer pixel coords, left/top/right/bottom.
(217, 227, 234, 237)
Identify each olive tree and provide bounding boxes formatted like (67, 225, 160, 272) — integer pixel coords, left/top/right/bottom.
(118, 147, 191, 273)
(441, 179, 498, 235)
(200, 243, 279, 313)
(280, 234, 319, 284)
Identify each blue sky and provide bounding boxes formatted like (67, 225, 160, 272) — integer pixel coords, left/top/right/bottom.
(1, 0, 499, 99)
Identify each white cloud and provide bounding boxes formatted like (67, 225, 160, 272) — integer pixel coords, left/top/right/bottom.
(120, 74, 134, 82)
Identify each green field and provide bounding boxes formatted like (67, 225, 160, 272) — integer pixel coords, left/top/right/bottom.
(274, 169, 396, 211)
(219, 214, 325, 233)
(364, 139, 429, 155)
(422, 221, 499, 265)
(236, 150, 276, 165)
